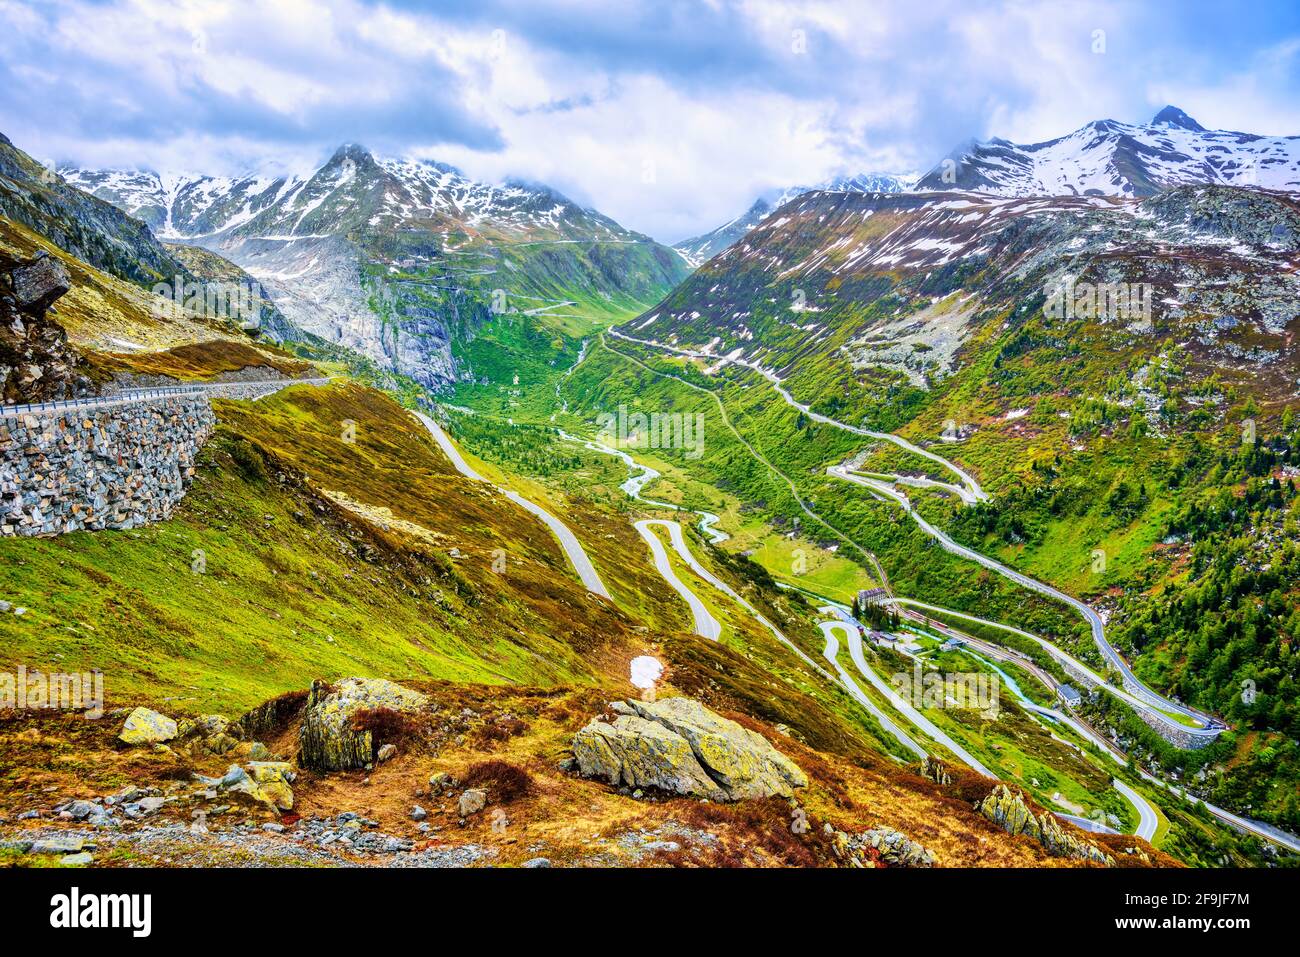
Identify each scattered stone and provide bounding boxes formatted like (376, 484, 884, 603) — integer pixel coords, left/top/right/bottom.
(429, 771, 455, 794)
(832, 827, 936, 868)
(571, 697, 807, 801)
(918, 756, 952, 787)
(111, 786, 144, 805)
(248, 742, 272, 761)
(642, 840, 680, 853)
(410, 805, 427, 822)
(262, 822, 286, 834)
(522, 857, 551, 868)
(377, 743, 397, 762)
(64, 800, 97, 820)
(59, 852, 93, 867)
(118, 707, 178, 745)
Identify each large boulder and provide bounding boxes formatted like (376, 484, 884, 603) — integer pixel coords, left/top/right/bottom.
(571, 697, 807, 801)
(977, 785, 1114, 866)
(118, 707, 178, 745)
(10, 252, 70, 314)
(298, 677, 431, 771)
(0, 252, 89, 403)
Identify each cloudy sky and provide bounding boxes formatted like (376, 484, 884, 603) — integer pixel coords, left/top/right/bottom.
(2, 0, 1299, 242)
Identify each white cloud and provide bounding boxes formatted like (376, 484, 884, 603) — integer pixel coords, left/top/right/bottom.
(1, 0, 1297, 241)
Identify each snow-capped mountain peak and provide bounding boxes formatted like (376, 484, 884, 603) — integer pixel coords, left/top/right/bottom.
(915, 107, 1300, 197)
(1151, 105, 1206, 132)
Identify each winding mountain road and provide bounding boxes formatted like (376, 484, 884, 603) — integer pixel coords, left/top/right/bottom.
(1114, 779, 1160, 842)
(413, 411, 611, 598)
(608, 329, 987, 502)
(820, 612, 995, 776)
(827, 465, 1220, 735)
(633, 520, 722, 640)
(893, 597, 1300, 849)
(606, 329, 1221, 736)
(818, 621, 930, 760)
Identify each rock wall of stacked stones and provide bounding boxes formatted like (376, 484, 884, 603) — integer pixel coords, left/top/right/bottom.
(0, 396, 215, 537)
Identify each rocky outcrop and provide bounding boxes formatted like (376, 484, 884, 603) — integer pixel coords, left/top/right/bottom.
(1, 395, 215, 537)
(918, 756, 952, 787)
(298, 677, 432, 772)
(977, 785, 1114, 866)
(10, 251, 70, 313)
(1, 251, 92, 404)
(0, 133, 187, 287)
(571, 697, 807, 802)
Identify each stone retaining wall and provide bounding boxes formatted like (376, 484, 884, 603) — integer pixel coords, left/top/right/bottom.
(1054, 649, 1217, 748)
(0, 396, 215, 537)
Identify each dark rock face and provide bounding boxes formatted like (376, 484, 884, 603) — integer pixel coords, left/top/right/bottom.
(0, 251, 92, 404)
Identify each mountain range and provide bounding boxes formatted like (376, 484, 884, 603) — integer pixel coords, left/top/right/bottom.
(674, 108, 1300, 269)
(61, 144, 689, 389)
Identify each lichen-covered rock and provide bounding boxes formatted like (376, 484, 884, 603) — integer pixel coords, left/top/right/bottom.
(298, 677, 431, 772)
(118, 707, 178, 745)
(977, 785, 1114, 866)
(574, 714, 729, 801)
(198, 761, 295, 810)
(245, 762, 295, 810)
(571, 697, 807, 802)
